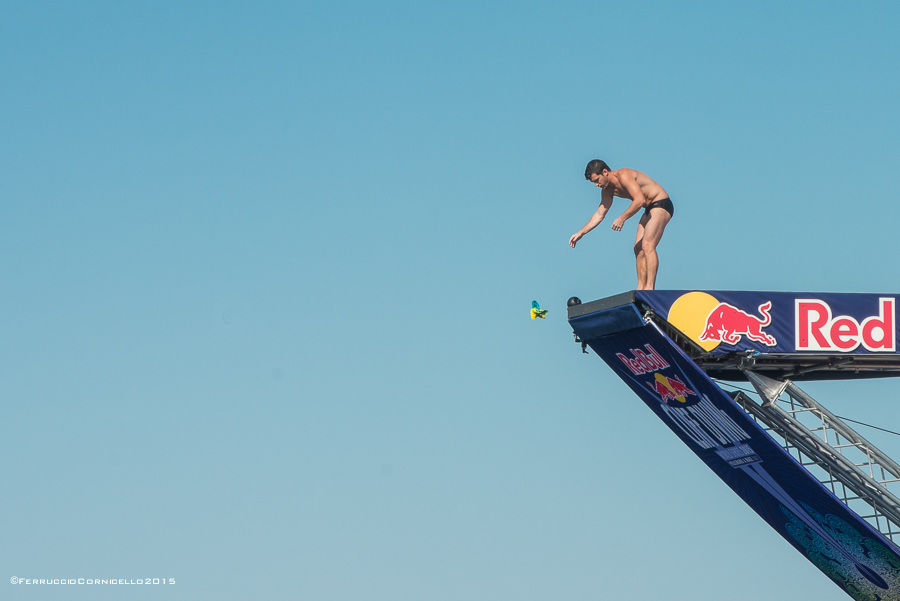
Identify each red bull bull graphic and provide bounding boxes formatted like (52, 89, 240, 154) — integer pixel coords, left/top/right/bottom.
(699, 301, 777, 347)
(796, 297, 895, 352)
(647, 372, 697, 406)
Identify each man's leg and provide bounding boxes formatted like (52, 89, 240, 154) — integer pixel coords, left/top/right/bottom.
(640, 207, 671, 290)
(633, 213, 650, 290)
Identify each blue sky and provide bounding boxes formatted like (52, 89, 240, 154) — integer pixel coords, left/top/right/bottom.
(2, 1, 900, 599)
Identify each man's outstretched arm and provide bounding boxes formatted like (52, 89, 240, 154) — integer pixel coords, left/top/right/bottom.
(570, 192, 613, 247)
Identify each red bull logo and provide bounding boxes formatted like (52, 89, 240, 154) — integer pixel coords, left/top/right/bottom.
(796, 298, 895, 352)
(666, 292, 777, 352)
(699, 301, 777, 347)
(648, 373, 697, 406)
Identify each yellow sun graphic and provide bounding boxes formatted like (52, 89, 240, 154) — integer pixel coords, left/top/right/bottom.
(667, 291, 722, 352)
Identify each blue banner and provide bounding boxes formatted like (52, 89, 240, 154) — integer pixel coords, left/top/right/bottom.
(634, 291, 897, 357)
(578, 316, 900, 598)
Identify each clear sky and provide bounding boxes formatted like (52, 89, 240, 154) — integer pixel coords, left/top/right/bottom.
(2, 1, 900, 599)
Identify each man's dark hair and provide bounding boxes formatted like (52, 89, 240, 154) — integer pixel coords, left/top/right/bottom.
(584, 159, 611, 180)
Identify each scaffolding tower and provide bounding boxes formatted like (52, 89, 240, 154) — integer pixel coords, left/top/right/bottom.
(732, 370, 900, 546)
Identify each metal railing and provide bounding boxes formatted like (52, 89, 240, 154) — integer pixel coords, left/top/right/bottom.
(732, 370, 900, 545)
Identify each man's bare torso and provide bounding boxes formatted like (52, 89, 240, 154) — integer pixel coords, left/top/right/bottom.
(605, 168, 668, 205)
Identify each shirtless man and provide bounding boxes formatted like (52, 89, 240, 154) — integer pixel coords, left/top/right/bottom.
(569, 160, 673, 290)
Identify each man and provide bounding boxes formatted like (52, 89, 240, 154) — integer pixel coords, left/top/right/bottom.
(569, 159, 674, 291)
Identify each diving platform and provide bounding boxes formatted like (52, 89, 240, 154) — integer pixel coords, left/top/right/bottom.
(569, 290, 900, 599)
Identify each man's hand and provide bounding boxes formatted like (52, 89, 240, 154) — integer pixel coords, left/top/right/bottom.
(569, 231, 583, 248)
(611, 217, 626, 231)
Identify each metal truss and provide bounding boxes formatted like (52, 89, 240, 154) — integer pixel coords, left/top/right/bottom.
(731, 371, 900, 545)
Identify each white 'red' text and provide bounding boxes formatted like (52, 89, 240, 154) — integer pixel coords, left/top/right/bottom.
(795, 298, 895, 352)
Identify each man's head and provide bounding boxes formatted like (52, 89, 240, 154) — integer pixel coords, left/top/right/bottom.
(584, 159, 611, 187)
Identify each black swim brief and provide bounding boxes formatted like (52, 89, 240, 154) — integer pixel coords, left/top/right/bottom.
(644, 197, 674, 218)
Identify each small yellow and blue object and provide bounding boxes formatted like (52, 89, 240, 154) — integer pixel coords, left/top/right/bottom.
(531, 300, 548, 320)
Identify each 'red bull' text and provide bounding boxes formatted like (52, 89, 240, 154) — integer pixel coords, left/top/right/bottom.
(617, 344, 670, 375)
